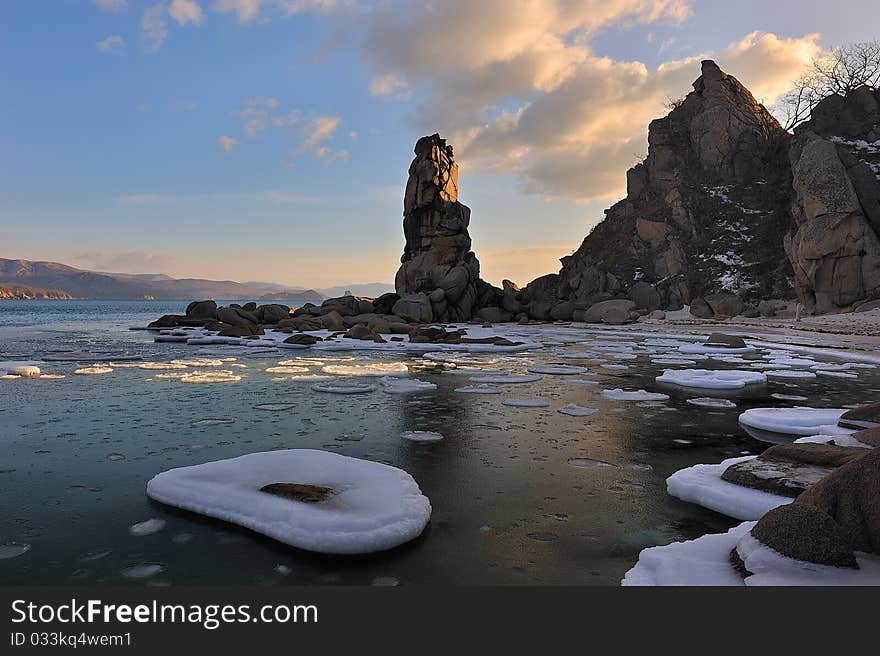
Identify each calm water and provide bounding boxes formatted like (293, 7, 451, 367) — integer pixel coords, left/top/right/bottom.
(1, 301, 878, 585)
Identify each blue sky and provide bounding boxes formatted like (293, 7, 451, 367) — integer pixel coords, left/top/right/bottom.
(1, 1, 877, 288)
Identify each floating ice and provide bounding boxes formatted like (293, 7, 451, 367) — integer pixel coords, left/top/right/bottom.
(502, 398, 550, 408)
(667, 456, 792, 520)
(568, 458, 615, 468)
(651, 358, 698, 366)
(379, 377, 437, 393)
(794, 434, 873, 449)
(0, 542, 31, 560)
(179, 370, 242, 384)
(738, 407, 848, 435)
(129, 518, 166, 536)
(686, 397, 737, 409)
(120, 564, 165, 580)
(557, 404, 599, 417)
(279, 358, 328, 367)
(423, 352, 497, 366)
(313, 381, 377, 394)
(454, 384, 502, 394)
(172, 359, 224, 368)
(770, 393, 808, 402)
(556, 351, 597, 360)
(679, 344, 756, 355)
(816, 370, 858, 379)
(323, 363, 409, 377)
(622, 522, 753, 586)
(765, 370, 817, 379)
(254, 403, 298, 412)
(8, 366, 40, 377)
(601, 364, 629, 371)
(265, 366, 310, 374)
(602, 389, 670, 401)
(656, 369, 766, 390)
(769, 357, 815, 367)
(139, 362, 188, 370)
(400, 431, 444, 443)
(38, 374, 65, 380)
(468, 374, 542, 384)
(146, 449, 432, 554)
(568, 379, 599, 385)
(527, 365, 588, 375)
(74, 366, 113, 375)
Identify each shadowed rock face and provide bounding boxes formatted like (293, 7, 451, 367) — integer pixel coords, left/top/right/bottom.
(528, 60, 795, 317)
(786, 87, 880, 313)
(394, 134, 500, 322)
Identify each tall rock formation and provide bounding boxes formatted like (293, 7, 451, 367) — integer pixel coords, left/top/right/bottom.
(514, 60, 797, 320)
(394, 133, 499, 322)
(785, 87, 880, 313)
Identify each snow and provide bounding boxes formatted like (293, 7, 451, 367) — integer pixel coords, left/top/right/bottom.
(146, 449, 432, 554)
(74, 366, 114, 375)
(322, 363, 409, 377)
(172, 358, 224, 367)
(686, 397, 737, 409)
(8, 365, 40, 377)
(794, 434, 873, 449)
(656, 369, 766, 390)
(180, 370, 242, 384)
(651, 358, 698, 366)
(379, 377, 437, 393)
(139, 362, 188, 370)
(527, 365, 588, 375)
(502, 398, 550, 408)
(129, 518, 166, 536)
(400, 431, 444, 443)
(765, 369, 817, 379)
(557, 404, 599, 417)
(666, 456, 793, 520)
(738, 407, 849, 436)
(735, 533, 880, 586)
(602, 389, 670, 402)
(622, 522, 753, 586)
(423, 352, 497, 366)
(312, 381, 377, 394)
(265, 366, 310, 374)
(816, 370, 858, 379)
(468, 374, 542, 384)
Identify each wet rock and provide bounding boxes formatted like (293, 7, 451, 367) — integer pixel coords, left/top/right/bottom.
(749, 503, 858, 568)
(318, 310, 345, 332)
(839, 402, 880, 430)
(284, 334, 320, 346)
(372, 292, 400, 315)
(185, 300, 218, 320)
(217, 306, 258, 327)
(582, 299, 636, 324)
(705, 332, 747, 349)
(148, 314, 184, 328)
(853, 426, 880, 448)
(218, 324, 264, 337)
(255, 304, 290, 324)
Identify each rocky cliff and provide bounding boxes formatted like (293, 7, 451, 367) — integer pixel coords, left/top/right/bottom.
(393, 134, 500, 322)
(785, 86, 880, 313)
(508, 60, 797, 322)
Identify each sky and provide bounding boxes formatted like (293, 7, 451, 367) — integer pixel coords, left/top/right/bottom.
(1, 0, 877, 288)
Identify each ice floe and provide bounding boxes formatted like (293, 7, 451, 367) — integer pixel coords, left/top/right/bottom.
(686, 397, 737, 409)
(8, 365, 40, 377)
(400, 431, 445, 443)
(322, 363, 409, 377)
(656, 369, 766, 390)
(679, 344, 756, 355)
(146, 449, 432, 554)
(139, 362, 188, 371)
(666, 456, 792, 520)
(770, 393, 808, 402)
(74, 366, 114, 375)
(455, 384, 502, 394)
(602, 389, 670, 402)
(265, 366, 310, 374)
(557, 404, 599, 417)
(526, 365, 588, 375)
(468, 374, 542, 384)
(739, 407, 849, 436)
(379, 377, 437, 393)
(312, 381, 377, 394)
(129, 518, 167, 536)
(179, 370, 242, 384)
(765, 369, 817, 379)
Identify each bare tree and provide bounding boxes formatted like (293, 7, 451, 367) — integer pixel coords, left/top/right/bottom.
(776, 40, 880, 131)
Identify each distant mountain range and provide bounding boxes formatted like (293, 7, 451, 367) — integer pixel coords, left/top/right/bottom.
(0, 258, 393, 302)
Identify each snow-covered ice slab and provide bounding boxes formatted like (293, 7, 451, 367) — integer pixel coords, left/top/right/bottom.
(379, 377, 437, 394)
(557, 404, 598, 417)
(666, 456, 793, 520)
(455, 384, 502, 394)
(323, 363, 409, 377)
(400, 431, 444, 443)
(74, 366, 113, 375)
(765, 369, 817, 379)
(686, 397, 737, 409)
(602, 389, 670, 402)
(622, 522, 754, 586)
(679, 344, 756, 355)
(146, 449, 431, 554)
(313, 381, 377, 394)
(656, 369, 766, 390)
(794, 434, 873, 449)
(422, 352, 497, 365)
(739, 407, 848, 436)
(527, 365, 588, 375)
(7, 366, 40, 377)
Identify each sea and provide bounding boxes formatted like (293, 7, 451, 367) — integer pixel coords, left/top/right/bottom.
(1, 300, 877, 585)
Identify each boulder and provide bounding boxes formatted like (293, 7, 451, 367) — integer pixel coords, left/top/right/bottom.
(740, 304, 760, 318)
(705, 332, 747, 349)
(284, 334, 320, 346)
(372, 293, 400, 315)
(477, 307, 511, 323)
(148, 314, 184, 328)
(320, 295, 373, 317)
(318, 310, 345, 332)
(549, 301, 575, 321)
(853, 427, 880, 448)
(582, 299, 636, 325)
(185, 300, 218, 320)
(838, 402, 880, 430)
(705, 292, 744, 318)
(255, 304, 291, 324)
(757, 300, 778, 317)
(689, 297, 713, 319)
(346, 324, 374, 340)
(392, 294, 433, 324)
(217, 306, 258, 327)
(627, 282, 661, 311)
(242, 302, 257, 312)
(218, 325, 264, 337)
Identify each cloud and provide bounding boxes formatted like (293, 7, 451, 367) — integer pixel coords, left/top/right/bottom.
(213, 0, 263, 22)
(216, 135, 238, 152)
(236, 97, 280, 137)
(141, 3, 169, 53)
(169, 0, 205, 25)
(96, 35, 125, 55)
(93, 0, 129, 12)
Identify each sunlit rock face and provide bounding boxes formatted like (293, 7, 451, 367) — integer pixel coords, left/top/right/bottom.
(785, 87, 880, 313)
(518, 60, 796, 319)
(394, 133, 500, 322)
